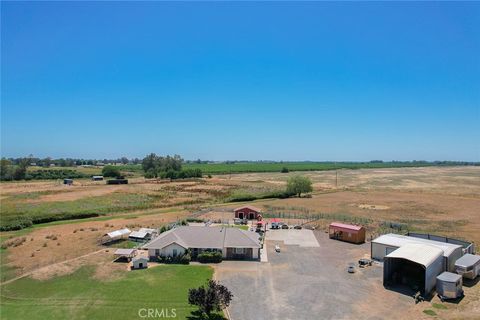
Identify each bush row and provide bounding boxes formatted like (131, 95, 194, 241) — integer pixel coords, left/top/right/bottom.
(228, 190, 294, 202)
(197, 252, 222, 263)
(156, 254, 191, 265)
(26, 169, 89, 180)
(145, 168, 203, 180)
(0, 212, 100, 231)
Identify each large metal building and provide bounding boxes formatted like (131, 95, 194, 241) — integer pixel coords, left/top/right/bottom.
(371, 233, 463, 271)
(383, 244, 444, 295)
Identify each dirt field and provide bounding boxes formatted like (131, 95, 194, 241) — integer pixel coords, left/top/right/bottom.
(1, 166, 479, 319)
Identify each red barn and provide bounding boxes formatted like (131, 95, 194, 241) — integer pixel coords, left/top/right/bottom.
(234, 205, 261, 220)
(329, 222, 366, 244)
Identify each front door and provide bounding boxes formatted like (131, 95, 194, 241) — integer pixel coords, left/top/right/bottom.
(139, 262, 143, 268)
(239, 212, 244, 219)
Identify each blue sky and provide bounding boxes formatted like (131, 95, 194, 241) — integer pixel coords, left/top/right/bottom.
(1, 2, 479, 161)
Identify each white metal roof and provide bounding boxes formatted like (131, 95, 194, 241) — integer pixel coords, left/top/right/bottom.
(437, 271, 462, 282)
(106, 228, 131, 239)
(455, 254, 480, 268)
(139, 228, 155, 234)
(373, 233, 462, 257)
(114, 248, 137, 256)
(130, 231, 148, 239)
(386, 243, 443, 267)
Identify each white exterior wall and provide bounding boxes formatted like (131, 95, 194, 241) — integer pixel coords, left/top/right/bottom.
(371, 242, 400, 260)
(447, 247, 463, 272)
(252, 248, 259, 259)
(161, 243, 186, 257)
(426, 255, 444, 294)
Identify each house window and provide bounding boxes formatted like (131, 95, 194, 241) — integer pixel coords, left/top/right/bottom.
(155, 249, 160, 256)
(173, 249, 178, 257)
(235, 248, 244, 254)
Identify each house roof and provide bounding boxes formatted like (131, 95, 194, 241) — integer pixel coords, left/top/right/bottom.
(455, 254, 480, 268)
(139, 228, 156, 234)
(130, 231, 149, 239)
(437, 272, 462, 283)
(329, 222, 364, 231)
(106, 228, 131, 239)
(143, 226, 261, 250)
(372, 233, 462, 257)
(385, 243, 443, 267)
(114, 248, 137, 256)
(234, 205, 261, 212)
(132, 256, 148, 262)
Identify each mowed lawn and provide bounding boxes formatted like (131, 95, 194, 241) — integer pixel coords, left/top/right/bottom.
(0, 265, 221, 320)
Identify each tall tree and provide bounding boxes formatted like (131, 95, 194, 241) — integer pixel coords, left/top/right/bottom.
(188, 280, 233, 317)
(286, 175, 313, 197)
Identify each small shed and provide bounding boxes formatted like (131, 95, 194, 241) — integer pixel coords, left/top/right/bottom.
(129, 228, 156, 242)
(92, 175, 104, 181)
(132, 257, 148, 269)
(436, 272, 463, 300)
(63, 179, 73, 185)
(114, 248, 137, 261)
(455, 254, 480, 279)
(329, 222, 366, 244)
(234, 206, 261, 220)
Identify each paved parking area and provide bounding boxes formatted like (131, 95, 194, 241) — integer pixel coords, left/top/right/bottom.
(215, 231, 414, 320)
(265, 229, 320, 247)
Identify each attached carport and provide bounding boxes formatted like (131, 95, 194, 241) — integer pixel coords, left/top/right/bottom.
(383, 244, 444, 295)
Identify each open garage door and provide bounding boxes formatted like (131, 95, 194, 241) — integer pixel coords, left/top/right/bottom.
(384, 258, 426, 294)
(383, 244, 444, 296)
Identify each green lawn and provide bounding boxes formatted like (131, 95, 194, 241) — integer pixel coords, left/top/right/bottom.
(0, 265, 222, 320)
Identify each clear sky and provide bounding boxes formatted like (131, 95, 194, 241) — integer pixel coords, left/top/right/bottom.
(1, 2, 479, 161)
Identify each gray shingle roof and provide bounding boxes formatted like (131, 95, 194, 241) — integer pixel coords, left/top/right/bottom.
(143, 226, 261, 250)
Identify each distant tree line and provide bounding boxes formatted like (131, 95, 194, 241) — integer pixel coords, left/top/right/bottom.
(142, 153, 202, 179)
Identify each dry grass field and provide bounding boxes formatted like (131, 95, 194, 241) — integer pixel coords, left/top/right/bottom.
(1, 166, 479, 319)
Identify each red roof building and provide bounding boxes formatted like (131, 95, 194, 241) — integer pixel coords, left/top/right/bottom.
(329, 222, 366, 244)
(234, 205, 261, 220)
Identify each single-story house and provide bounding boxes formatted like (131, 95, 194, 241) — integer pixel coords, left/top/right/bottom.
(234, 205, 261, 220)
(132, 256, 148, 269)
(143, 226, 261, 260)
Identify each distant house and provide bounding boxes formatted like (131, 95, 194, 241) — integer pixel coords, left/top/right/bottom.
(143, 226, 261, 260)
(92, 175, 104, 181)
(234, 205, 261, 220)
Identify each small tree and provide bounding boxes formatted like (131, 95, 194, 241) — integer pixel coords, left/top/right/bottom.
(102, 165, 121, 177)
(281, 167, 289, 173)
(188, 280, 233, 317)
(286, 175, 313, 197)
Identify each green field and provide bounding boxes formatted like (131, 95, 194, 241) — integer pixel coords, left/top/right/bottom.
(0, 192, 160, 231)
(0, 265, 221, 320)
(183, 161, 463, 174)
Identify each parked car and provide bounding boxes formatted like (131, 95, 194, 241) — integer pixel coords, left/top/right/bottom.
(281, 224, 289, 229)
(275, 245, 281, 252)
(293, 225, 302, 230)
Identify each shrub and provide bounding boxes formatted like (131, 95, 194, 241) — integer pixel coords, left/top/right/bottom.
(102, 166, 121, 178)
(281, 167, 289, 173)
(197, 252, 222, 263)
(156, 253, 191, 265)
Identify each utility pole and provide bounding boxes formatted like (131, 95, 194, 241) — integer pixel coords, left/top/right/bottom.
(335, 162, 338, 189)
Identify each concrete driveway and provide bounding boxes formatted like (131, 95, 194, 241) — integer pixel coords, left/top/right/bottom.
(265, 229, 320, 247)
(215, 232, 415, 320)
